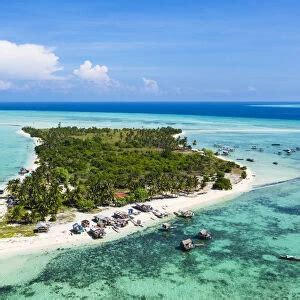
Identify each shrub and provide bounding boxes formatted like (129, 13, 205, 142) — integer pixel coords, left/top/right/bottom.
(212, 177, 232, 190)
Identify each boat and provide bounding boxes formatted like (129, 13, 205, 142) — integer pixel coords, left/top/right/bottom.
(271, 143, 281, 146)
(174, 210, 194, 218)
(113, 211, 129, 219)
(161, 223, 174, 231)
(279, 255, 300, 262)
(152, 209, 166, 218)
(18, 167, 29, 175)
(246, 158, 255, 162)
(198, 229, 212, 240)
(180, 239, 194, 251)
(273, 162, 278, 165)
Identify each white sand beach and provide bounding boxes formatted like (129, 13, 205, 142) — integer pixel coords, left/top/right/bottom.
(0, 167, 254, 258)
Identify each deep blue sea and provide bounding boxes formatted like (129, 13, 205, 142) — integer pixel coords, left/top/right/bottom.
(1, 101, 300, 120)
(0, 102, 299, 299)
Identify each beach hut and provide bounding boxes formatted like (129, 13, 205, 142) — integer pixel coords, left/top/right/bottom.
(34, 221, 49, 233)
(113, 211, 129, 219)
(89, 227, 106, 239)
(180, 239, 194, 251)
(198, 229, 212, 240)
(81, 219, 90, 228)
(114, 218, 129, 228)
(72, 223, 84, 234)
(134, 203, 152, 212)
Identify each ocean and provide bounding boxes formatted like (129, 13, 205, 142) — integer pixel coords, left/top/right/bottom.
(0, 102, 299, 299)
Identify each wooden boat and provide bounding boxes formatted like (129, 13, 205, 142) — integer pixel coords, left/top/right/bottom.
(180, 239, 194, 251)
(18, 167, 29, 175)
(174, 210, 194, 218)
(198, 229, 212, 240)
(279, 255, 300, 262)
(152, 209, 164, 218)
(246, 158, 255, 162)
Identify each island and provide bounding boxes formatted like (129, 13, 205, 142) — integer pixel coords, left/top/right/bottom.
(0, 126, 251, 255)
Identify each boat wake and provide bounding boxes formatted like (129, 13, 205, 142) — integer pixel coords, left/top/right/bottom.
(253, 176, 300, 190)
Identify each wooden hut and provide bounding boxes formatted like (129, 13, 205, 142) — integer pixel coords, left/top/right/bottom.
(198, 229, 212, 240)
(34, 222, 49, 233)
(81, 219, 90, 228)
(180, 239, 194, 251)
(113, 211, 129, 219)
(134, 203, 152, 212)
(89, 227, 106, 239)
(114, 219, 128, 228)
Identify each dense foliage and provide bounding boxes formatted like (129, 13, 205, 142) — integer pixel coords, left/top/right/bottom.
(6, 126, 243, 223)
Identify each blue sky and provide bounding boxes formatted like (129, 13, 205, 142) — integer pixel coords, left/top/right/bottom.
(0, 0, 300, 101)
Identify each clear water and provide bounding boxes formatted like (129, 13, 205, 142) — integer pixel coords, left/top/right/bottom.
(0, 106, 299, 299)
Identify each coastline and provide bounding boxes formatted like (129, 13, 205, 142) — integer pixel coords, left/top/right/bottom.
(0, 165, 254, 258)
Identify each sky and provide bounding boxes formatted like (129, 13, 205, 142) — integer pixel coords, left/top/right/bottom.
(0, 0, 300, 102)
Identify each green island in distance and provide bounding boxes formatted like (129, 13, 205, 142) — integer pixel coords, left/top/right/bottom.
(3, 126, 246, 234)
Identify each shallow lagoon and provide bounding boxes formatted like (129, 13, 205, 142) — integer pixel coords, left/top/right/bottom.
(0, 109, 299, 299)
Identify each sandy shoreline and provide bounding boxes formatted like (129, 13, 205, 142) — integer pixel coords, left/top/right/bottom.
(0, 167, 254, 258)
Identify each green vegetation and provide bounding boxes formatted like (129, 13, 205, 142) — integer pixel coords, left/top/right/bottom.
(0, 222, 35, 238)
(241, 170, 247, 179)
(6, 126, 243, 224)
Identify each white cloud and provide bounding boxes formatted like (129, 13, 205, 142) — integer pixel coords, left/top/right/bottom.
(0, 80, 12, 90)
(0, 40, 62, 80)
(142, 77, 159, 93)
(73, 60, 111, 85)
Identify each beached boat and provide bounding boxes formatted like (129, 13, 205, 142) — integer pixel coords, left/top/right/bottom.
(161, 223, 174, 231)
(180, 239, 194, 251)
(279, 255, 300, 262)
(94, 215, 114, 227)
(114, 218, 128, 228)
(175, 210, 194, 218)
(34, 221, 50, 233)
(18, 167, 29, 175)
(89, 227, 106, 239)
(198, 229, 212, 240)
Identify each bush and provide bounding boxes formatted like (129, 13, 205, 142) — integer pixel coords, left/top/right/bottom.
(212, 177, 232, 190)
(241, 170, 247, 179)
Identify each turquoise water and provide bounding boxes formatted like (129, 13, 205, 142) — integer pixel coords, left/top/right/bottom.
(0, 109, 299, 299)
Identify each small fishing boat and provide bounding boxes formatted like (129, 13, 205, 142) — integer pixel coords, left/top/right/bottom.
(279, 255, 300, 262)
(271, 143, 281, 146)
(273, 162, 278, 165)
(34, 221, 50, 233)
(161, 223, 174, 231)
(246, 158, 255, 162)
